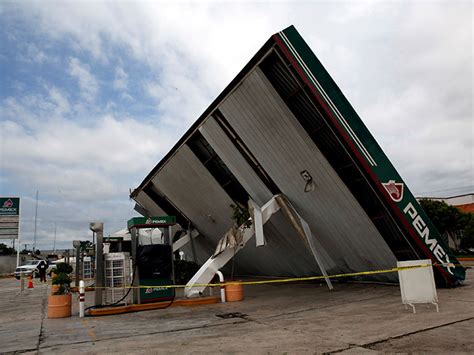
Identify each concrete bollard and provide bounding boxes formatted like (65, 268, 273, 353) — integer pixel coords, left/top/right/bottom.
(79, 280, 85, 318)
(216, 271, 226, 303)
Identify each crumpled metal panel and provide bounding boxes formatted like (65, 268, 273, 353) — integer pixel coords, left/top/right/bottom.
(200, 117, 273, 206)
(219, 68, 398, 278)
(152, 145, 235, 246)
(133, 190, 167, 217)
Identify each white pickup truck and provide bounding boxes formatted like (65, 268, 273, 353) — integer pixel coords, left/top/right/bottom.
(14, 260, 56, 279)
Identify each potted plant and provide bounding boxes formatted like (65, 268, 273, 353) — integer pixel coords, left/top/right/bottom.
(48, 262, 73, 318)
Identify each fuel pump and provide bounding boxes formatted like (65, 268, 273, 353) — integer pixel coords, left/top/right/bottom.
(128, 216, 176, 304)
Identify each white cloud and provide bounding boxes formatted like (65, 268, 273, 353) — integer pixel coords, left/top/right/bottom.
(47, 86, 70, 115)
(26, 43, 47, 63)
(0, 84, 180, 203)
(1, 1, 472, 249)
(18, 195, 133, 250)
(69, 57, 99, 102)
(113, 66, 128, 91)
(0, 86, 179, 247)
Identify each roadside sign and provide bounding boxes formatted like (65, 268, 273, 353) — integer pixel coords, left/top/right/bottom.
(398, 259, 438, 313)
(0, 197, 20, 239)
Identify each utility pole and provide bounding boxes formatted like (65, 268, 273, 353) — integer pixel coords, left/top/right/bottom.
(33, 191, 38, 251)
(53, 223, 57, 251)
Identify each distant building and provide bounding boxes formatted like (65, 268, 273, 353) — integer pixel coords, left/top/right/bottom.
(418, 193, 474, 214)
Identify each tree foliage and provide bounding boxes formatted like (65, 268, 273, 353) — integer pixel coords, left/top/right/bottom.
(80, 241, 94, 252)
(0, 243, 15, 255)
(460, 217, 474, 250)
(419, 199, 473, 251)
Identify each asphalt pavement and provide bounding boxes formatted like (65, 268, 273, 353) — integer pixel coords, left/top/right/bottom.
(1, 262, 473, 354)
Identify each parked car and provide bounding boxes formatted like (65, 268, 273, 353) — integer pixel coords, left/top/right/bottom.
(14, 260, 56, 279)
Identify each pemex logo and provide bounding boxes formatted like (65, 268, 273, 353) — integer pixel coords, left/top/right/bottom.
(382, 180, 404, 202)
(2, 199, 13, 208)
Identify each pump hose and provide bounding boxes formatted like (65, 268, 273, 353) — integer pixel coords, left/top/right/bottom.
(84, 259, 176, 315)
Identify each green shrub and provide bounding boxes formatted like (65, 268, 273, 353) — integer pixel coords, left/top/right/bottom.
(55, 262, 73, 274)
(51, 262, 73, 295)
(52, 273, 72, 295)
(230, 204, 252, 228)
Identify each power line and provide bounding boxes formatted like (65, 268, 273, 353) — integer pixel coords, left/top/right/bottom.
(18, 218, 127, 223)
(415, 185, 474, 196)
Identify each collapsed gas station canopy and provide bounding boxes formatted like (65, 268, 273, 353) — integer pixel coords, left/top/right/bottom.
(131, 26, 464, 287)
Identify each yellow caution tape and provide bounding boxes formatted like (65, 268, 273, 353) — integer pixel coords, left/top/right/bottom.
(78, 263, 439, 289)
(23, 262, 467, 289)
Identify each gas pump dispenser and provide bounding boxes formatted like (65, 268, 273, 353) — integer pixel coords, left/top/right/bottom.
(127, 216, 176, 304)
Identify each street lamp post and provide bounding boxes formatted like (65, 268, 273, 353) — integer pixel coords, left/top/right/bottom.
(90, 222, 103, 307)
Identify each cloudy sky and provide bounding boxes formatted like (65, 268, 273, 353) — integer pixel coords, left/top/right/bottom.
(0, 1, 472, 251)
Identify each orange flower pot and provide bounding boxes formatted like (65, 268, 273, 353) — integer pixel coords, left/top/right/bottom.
(225, 281, 244, 302)
(48, 294, 72, 318)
